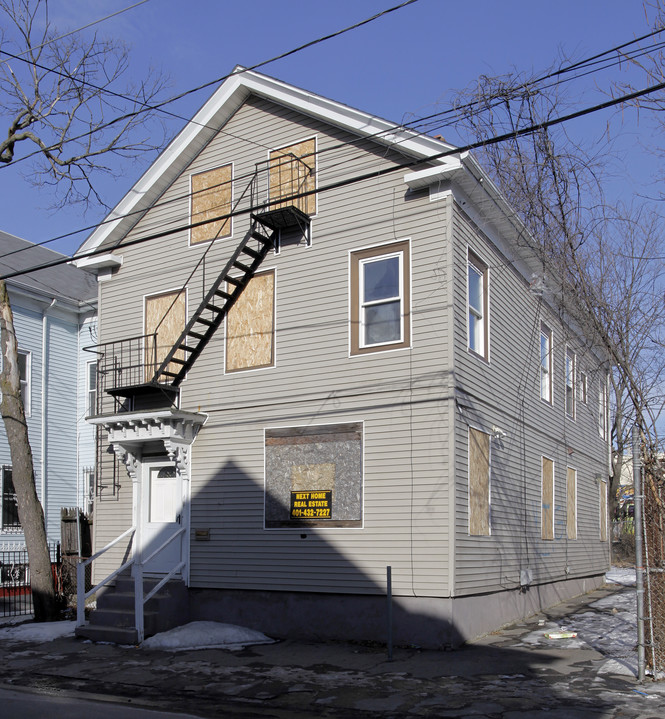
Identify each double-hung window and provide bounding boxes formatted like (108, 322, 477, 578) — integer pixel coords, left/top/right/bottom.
(1, 466, 20, 531)
(87, 361, 97, 416)
(467, 250, 488, 359)
(565, 347, 576, 419)
(540, 324, 553, 404)
(350, 240, 410, 355)
(17, 350, 31, 416)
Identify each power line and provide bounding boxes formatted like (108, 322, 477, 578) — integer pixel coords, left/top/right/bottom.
(0, 1, 421, 174)
(4, 74, 665, 283)
(2, 11, 664, 263)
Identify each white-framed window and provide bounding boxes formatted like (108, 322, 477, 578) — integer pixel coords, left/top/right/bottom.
(17, 350, 31, 417)
(580, 371, 588, 405)
(1, 466, 20, 531)
(86, 361, 97, 416)
(467, 250, 488, 359)
(599, 374, 609, 440)
(540, 324, 553, 404)
(565, 347, 576, 419)
(350, 240, 410, 355)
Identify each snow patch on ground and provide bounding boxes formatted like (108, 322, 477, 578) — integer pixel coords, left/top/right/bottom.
(141, 621, 275, 651)
(0, 620, 75, 642)
(605, 567, 636, 586)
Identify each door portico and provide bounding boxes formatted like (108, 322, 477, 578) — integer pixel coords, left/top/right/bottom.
(89, 409, 207, 584)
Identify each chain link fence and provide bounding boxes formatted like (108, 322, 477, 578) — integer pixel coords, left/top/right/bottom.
(642, 465, 665, 677)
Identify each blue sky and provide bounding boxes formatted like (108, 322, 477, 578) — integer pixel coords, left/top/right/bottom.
(0, 0, 659, 256)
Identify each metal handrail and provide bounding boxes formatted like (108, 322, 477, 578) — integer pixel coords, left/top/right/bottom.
(134, 525, 186, 642)
(76, 525, 136, 627)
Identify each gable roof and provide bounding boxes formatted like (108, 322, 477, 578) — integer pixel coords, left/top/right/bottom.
(75, 67, 460, 261)
(1, 230, 97, 305)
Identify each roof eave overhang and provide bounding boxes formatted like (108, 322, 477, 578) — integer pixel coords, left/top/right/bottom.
(76, 68, 458, 258)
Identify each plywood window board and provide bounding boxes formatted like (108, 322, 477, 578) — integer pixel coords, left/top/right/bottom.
(541, 456, 554, 540)
(599, 480, 608, 541)
(264, 423, 363, 528)
(145, 290, 186, 377)
(269, 138, 316, 215)
(566, 467, 577, 540)
(225, 270, 275, 372)
(469, 427, 490, 536)
(190, 164, 233, 245)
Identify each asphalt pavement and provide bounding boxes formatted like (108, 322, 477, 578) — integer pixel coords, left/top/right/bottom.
(1, 583, 665, 719)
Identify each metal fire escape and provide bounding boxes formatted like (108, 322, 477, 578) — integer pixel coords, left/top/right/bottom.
(89, 153, 312, 413)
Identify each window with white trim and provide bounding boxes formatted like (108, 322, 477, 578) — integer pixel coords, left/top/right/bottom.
(17, 350, 31, 417)
(599, 374, 609, 440)
(467, 250, 488, 359)
(87, 361, 97, 416)
(350, 241, 410, 355)
(565, 347, 576, 419)
(1, 466, 20, 531)
(540, 324, 553, 404)
(580, 371, 588, 405)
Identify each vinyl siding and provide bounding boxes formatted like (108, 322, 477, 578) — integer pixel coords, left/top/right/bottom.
(450, 204, 609, 596)
(44, 315, 79, 540)
(94, 96, 454, 596)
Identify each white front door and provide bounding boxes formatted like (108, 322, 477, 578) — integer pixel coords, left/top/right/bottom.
(140, 461, 185, 576)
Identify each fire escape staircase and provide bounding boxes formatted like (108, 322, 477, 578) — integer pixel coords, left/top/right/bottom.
(103, 205, 310, 411)
(154, 219, 275, 387)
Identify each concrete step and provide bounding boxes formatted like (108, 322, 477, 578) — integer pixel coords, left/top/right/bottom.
(82, 576, 188, 643)
(75, 623, 138, 645)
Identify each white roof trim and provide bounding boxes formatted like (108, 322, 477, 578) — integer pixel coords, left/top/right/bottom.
(76, 68, 457, 257)
(73, 253, 123, 271)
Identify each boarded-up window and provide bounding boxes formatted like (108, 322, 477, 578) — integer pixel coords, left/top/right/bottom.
(567, 467, 577, 540)
(265, 423, 362, 528)
(190, 164, 233, 245)
(599, 480, 608, 541)
(469, 428, 490, 536)
(226, 270, 275, 372)
(145, 290, 186, 378)
(269, 139, 316, 215)
(541, 456, 554, 540)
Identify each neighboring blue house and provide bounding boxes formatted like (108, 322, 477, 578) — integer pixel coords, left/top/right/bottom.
(0, 230, 97, 550)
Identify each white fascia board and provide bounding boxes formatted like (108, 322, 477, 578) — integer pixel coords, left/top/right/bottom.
(76, 68, 459, 257)
(238, 70, 457, 160)
(76, 74, 251, 257)
(73, 253, 123, 271)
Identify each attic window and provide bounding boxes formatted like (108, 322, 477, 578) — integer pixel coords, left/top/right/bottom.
(190, 164, 233, 245)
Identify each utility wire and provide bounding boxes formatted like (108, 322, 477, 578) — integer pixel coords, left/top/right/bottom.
(0, 0, 421, 169)
(1, 9, 663, 260)
(4, 74, 665, 282)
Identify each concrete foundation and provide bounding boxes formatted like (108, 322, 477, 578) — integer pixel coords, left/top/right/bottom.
(187, 573, 606, 648)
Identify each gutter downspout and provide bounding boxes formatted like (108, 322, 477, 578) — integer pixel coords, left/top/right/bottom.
(41, 299, 56, 522)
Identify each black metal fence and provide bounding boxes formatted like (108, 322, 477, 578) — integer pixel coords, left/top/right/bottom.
(0, 542, 61, 618)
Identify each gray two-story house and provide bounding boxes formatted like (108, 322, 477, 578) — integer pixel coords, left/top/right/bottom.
(75, 68, 610, 647)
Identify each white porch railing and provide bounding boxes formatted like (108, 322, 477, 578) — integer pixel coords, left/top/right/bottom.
(76, 524, 186, 643)
(76, 525, 136, 628)
(134, 525, 186, 642)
